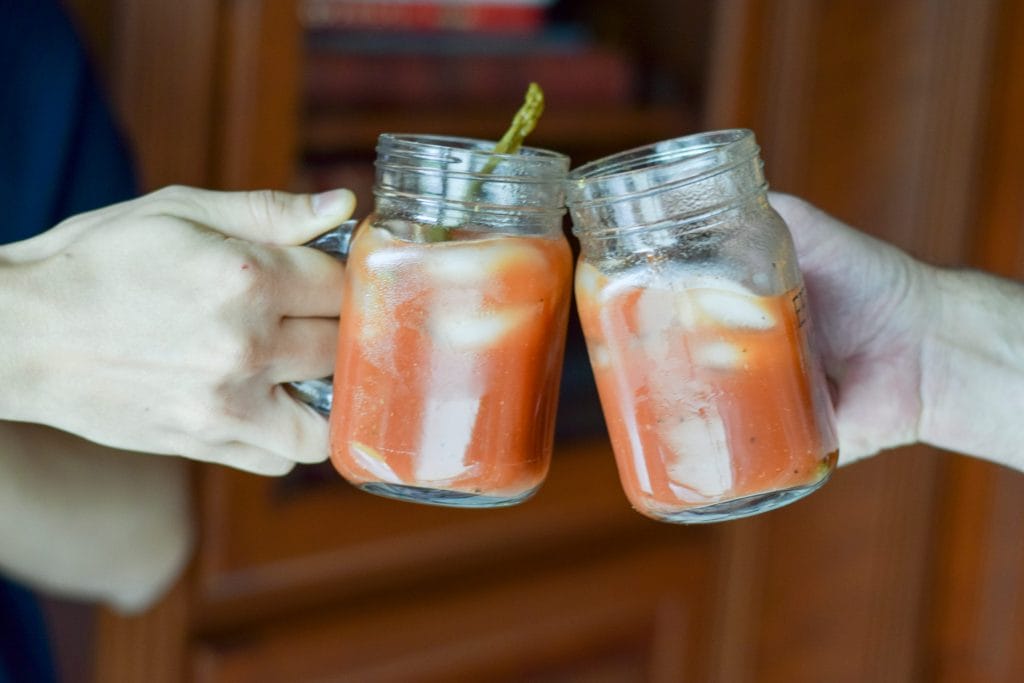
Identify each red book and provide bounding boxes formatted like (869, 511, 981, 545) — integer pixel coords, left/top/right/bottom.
(302, 1, 551, 34)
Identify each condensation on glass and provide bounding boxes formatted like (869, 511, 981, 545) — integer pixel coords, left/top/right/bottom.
(324, 134, 573, 508)
(566, 129, 838, 523)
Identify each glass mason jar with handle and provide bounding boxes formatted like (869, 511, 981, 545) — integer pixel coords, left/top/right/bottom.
(566, 129, 838, 523)
(296, 133, 573, 507)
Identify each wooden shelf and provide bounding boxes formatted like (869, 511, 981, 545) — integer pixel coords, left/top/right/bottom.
(302, 105, 695, 159)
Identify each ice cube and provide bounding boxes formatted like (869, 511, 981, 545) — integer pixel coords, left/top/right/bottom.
(349, 441, 401, 484)
(425, 240, 544, 286)
(574, 261, 607, 301)
(694, 341, 745, 370)
(595, 266, 649, 305)
(693, 289, 775, 330)
(663, 411, 733, 499)
(588, 344, 611, 369)
(634, 280, 706, 335)
(633, 286, 706, 372)
(429, 303, 537, 351)
(673, 290, 700, 329)
(415, 395, 481, 483)
(752, 271, 772, 291)
(634, 287, 678, 335)
(633, 288, 676, 363)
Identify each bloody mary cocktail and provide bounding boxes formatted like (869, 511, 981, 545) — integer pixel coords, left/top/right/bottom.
(330, 218, 572, 506)
(575, 260, 837, 521)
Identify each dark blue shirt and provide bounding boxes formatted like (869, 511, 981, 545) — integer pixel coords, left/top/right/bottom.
(1, 1, 137, 681)
(1, 0, 137, 244)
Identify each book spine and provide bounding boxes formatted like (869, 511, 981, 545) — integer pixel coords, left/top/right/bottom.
(304, 49, 635, 109)
(301, 1, 547, 33)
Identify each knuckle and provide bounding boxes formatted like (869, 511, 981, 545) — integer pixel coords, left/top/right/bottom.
(181, 402, 235, 445)
(210, 327, 268, 376)
(152, 184, 194, 206)
(263, 460, 296, 477)
(246, 189, 293, 225)
(215, 445, 295, 477)
(54, 211, 91, 231)
(208, 245, 274, 308)
(233, 338, 268, 375)
(154, 184, 192, 200)
(199, 291, 275, 375)
(283, 405, 329, 464)
(143, 185, 200, 219)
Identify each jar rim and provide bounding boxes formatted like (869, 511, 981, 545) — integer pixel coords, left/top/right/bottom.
(566, 129, 759, 205)
(377, 133, 570, 173)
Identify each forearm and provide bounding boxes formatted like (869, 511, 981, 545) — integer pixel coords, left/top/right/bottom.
(0, 421, 194, 612)
(0, 235, 60, 423)
(920, 267, 1024, 469)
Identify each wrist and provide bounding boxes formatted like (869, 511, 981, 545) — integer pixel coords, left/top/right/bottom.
(918, 267, 1024, 468)
(0, 249, 53, 423)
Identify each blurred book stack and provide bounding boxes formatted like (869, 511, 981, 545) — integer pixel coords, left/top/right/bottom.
(302, 0, 551, 33)
(297, 0, 646, 198)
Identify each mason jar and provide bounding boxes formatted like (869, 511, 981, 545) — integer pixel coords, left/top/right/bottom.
(317, 134, 572, 507)
(566, 129, 838, 523)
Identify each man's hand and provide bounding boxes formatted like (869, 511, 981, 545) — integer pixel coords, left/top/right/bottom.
(770, 192, 936, 465)
(772, 192, 1024, 470)
(0, 185, 355, 475)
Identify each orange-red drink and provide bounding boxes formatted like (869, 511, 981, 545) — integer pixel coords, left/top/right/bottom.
(566, 129, 838, 522)
(321, 134, 571, 507)
(330, 217, 571, 506)
(575, 263, 836, 521)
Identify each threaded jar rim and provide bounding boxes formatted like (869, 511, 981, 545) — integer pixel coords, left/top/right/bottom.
(566, 129, 761, 207)
(371, 133, 570, 232)
(565, 129, 768, 238)
(376, 134, 570, 183)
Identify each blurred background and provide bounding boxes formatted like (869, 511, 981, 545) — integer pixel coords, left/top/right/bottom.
(45, 0, 1024, 680)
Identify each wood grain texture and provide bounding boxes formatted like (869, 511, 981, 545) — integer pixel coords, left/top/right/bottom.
(702, 1, 1013, 681)
(106, 0, 218, 190)
(193, 440, 696, 634)
(213, 0, 300, 190)
(926, 1, 1024, 680)
(968, 0, 1024, 278)
(94, 578, 190, 683)
(192, 543, 713, 683)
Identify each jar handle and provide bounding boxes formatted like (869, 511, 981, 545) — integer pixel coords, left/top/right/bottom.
(286, 218, 357, 416)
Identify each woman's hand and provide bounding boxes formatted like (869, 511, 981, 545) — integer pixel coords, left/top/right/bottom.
(0, 185, 355, 475)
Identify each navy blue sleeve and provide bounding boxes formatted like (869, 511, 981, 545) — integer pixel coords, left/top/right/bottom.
(0, 0, 138, 244)
(0, 578, 58, 683)
(2, 1, 140, 681)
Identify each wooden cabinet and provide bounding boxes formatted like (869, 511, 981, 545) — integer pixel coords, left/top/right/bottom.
(193, 542, 712, 683)
(83, 1, 1024, 681)
(704, 2, 1024, 681)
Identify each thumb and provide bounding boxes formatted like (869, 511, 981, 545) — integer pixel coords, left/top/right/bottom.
(147, 185, 357, 245)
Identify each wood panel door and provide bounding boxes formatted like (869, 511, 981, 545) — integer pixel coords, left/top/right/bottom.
(705, 1, 1024, 681)
(192, 543, 714, 683)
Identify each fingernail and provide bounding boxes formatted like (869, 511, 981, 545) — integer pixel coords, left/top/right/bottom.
(312, 189, 354, 217)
